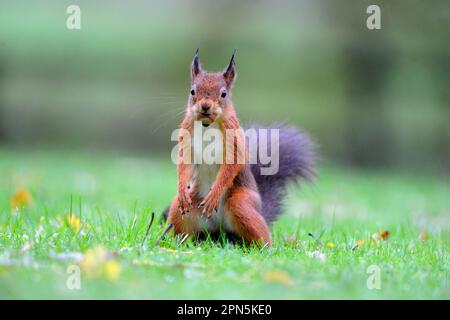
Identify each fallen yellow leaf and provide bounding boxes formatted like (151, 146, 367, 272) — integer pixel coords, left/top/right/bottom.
(419, 229, 428, 241)
(263, 271, 294, 286)
(103, 260, 121, 281)
(80, 246, 108, 278)
(67, 214, 82, 233)
(10, 189, 32, 210)
(372, 230, 389, 242)
(80, 246, 120, 281)
(379, 230, 389, 240)
(159, 247, 193, 254)
(325, 242, 335, 249)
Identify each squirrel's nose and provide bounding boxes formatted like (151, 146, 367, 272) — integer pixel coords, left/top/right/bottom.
(201, 105, 211, 113)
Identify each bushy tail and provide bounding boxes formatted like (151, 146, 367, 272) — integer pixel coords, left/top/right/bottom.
(248, 124, 317, 223)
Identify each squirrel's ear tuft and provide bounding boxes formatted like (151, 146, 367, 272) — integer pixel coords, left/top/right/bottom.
(223, 49, 237, 88)
(191, 48, 201, 80)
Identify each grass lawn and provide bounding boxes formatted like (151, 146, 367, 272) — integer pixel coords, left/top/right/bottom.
(0, 147, 448, 299)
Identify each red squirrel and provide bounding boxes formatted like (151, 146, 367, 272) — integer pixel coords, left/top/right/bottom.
(166, 50, 316, 247)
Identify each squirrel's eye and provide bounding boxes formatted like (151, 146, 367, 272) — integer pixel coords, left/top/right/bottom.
(190, 89, 195, 96)
(221, 91, 227, 98)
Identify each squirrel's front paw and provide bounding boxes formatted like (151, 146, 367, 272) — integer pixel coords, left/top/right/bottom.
(178, 187, 192, 215)
(199, 193, 219, 218)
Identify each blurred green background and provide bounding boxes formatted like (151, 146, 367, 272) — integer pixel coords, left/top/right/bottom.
(0, 0, 449, 171)
(0, 0, 449, 300)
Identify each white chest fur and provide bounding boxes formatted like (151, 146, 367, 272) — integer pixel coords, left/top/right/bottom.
(190, 123, 233, 232)
(191, 122, 223, 197)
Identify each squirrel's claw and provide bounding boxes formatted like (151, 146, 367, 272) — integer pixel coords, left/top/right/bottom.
(179, 206, 189, 216)
(199, 195, 219, 218)
(178, 186, 192, 216)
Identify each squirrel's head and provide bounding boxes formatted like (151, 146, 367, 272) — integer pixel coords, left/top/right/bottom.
(187, 49, 236, 127)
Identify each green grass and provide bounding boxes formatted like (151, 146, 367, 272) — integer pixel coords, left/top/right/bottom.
(0, 147, 449, 299)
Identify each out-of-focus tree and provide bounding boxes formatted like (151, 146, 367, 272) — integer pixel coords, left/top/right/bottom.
(0, 54, 5, 143)
(327, 1, 395, 166)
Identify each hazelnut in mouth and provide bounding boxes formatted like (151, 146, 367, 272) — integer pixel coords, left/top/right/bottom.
(200, 116, 213, 127)
(197, 111, 214, 127)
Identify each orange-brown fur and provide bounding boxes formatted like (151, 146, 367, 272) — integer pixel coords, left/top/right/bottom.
(167, 50, 272, 246)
